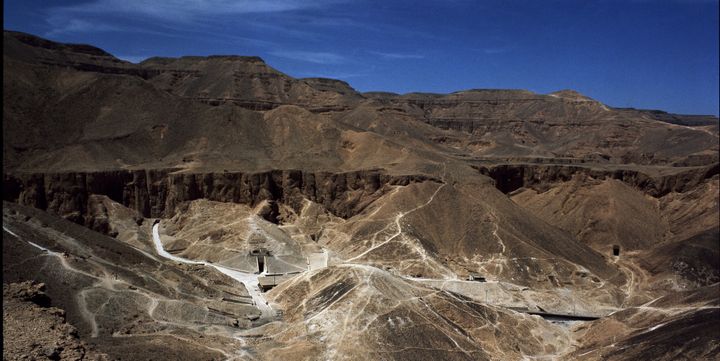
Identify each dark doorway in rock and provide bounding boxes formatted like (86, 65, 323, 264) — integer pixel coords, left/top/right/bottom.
(613, 245, 620, 257)
(258, 201, 281, 225)
(250, 248, 271, 273)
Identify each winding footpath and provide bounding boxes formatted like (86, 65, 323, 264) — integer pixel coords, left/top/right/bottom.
(346, 182, 446, 262)
(151, 222, 274, 319)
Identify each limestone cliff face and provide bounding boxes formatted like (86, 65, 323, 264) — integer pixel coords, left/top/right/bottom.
(3, 169, 433, 226)
(476, 163, 719, 196)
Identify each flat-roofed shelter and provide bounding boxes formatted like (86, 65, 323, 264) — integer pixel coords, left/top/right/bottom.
(258, 272, 301, 291)
(468, 273, 486, 282)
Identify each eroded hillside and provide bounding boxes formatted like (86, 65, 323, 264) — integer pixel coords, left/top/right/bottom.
(3, 30, 719, 360)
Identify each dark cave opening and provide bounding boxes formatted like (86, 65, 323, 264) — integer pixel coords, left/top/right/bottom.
(257, 256, 265, 273)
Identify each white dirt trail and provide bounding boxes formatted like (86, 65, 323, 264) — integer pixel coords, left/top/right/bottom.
(152, 223, 274, 319)
(4, 224, 102, 336)
(346, 182, 446, 262)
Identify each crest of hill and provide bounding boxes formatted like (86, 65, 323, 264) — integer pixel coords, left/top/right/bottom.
(299, 77, 358, 95)
(3, 30, 129, 68)
(616, 108, 720, 126)
(140, 55, 266, 66)
(4, 30, 114, 57)
(549, 89, 597, 101)
(362, 91, 401, 99)
(450, 88, 538, 99)
(134, 51, 364, 106)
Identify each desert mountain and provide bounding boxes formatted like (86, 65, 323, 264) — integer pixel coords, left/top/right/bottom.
(3, 30, 718, 360)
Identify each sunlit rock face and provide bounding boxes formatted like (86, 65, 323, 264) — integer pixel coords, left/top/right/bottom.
(3, 30, 718, 360)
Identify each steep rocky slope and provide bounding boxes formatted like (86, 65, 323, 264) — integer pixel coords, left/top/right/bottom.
(568, 284, 720, 360)
(3, 168, 434, 222)
(261, 264, 574, 361)
(3, 281, 106, 361)
(139, 56, 364, 110)
(3, 202, 260, 360)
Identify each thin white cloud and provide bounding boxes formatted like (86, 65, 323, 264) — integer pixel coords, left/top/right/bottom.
(299, 71, 368, 79)
(483, 47, 511, 55)
(369, 51, 425, 60)
(43, 0, 343, 46)
(45, 18, 123, 37)
(302, 16, 445, 42)
(269, 50, 346, 64)
(51, 0, 346, 22)
(242, 20, 319, 40)
(43, 6, 280, 48)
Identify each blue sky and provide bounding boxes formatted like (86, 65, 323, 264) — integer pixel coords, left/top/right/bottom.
(4, 0, 719, 115)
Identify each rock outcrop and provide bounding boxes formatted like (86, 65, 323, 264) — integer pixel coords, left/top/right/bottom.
(3, 281, 105, 361)
(3, 169, 435, 225)
(476, 162, 719, 196)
